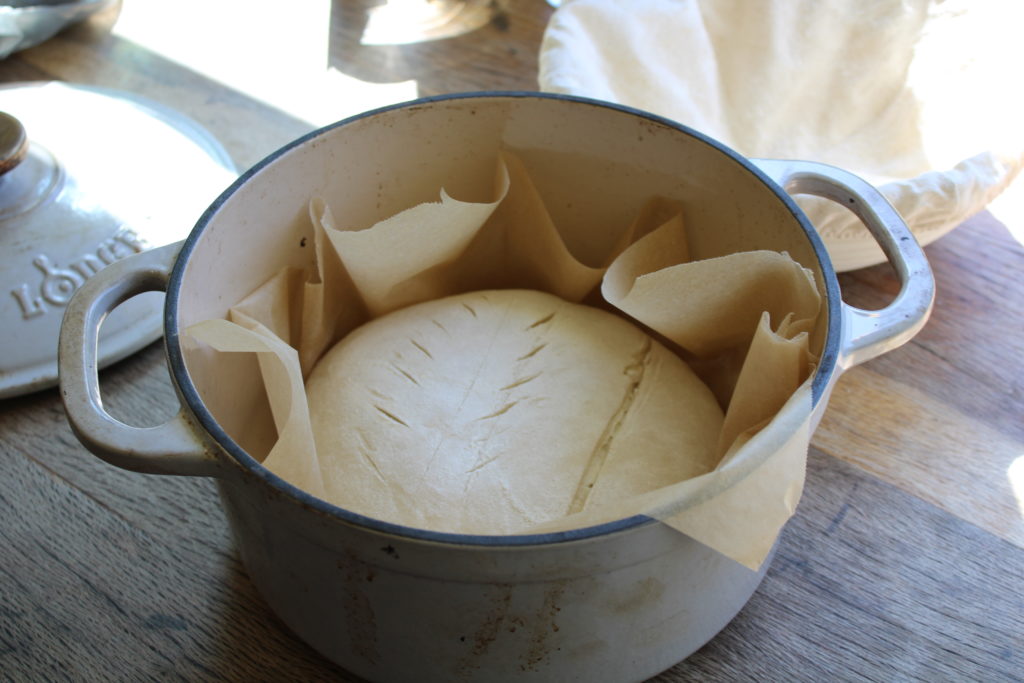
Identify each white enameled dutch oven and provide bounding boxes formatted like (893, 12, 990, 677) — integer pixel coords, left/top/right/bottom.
(58, 93, 934, 683)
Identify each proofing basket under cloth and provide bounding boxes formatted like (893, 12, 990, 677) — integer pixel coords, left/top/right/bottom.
(539, 0, 1024, 271)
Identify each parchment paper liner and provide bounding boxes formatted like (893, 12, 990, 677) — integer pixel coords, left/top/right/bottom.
(186, 151, 820, 570)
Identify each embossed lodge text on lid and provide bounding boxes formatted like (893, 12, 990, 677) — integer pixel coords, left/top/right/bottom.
(0, 82, 235, 398)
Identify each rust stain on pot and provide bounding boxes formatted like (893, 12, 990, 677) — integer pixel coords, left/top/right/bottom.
(336, 552, 379, 666)
(521, 580, 567, 672)
(453, 584, 513, 679)
(472, 586, 513, 656)
(505, 614, 526, 634)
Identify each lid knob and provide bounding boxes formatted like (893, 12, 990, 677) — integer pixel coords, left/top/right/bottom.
(0, 111, 28, 176)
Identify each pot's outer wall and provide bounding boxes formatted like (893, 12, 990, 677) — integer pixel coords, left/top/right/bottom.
(216, 474, 771, 682)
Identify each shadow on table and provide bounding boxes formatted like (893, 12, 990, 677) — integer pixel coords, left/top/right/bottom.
(195, 554, 363, 681)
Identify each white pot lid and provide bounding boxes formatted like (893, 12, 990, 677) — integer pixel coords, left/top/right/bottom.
(0, 82, 236, 399)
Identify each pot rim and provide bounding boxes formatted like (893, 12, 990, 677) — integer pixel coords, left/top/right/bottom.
(164, 91, 841, 548)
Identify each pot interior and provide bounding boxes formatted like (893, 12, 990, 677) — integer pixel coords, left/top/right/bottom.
(171, 93, 832, 488)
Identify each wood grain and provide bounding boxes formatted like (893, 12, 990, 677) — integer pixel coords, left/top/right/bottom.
(817, 210, 1024, 548)
(671, 448, 1024, 682)
(1, 0, 1022, 680)
(0, 401, 355, 681)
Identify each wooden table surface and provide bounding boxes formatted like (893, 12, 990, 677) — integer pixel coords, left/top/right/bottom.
(2, 2, 1022, 680)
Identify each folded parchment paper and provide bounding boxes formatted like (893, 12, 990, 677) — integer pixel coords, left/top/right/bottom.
(186, 151, 820, 570)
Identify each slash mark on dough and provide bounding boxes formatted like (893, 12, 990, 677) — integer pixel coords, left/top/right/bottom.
(526, 311, 556, 330)
(517, 343, 547, 361)
(389, 362, 420, 386)
(500, 372, 541, 391)
(568, 339, 653, 515)
(374, 405, 410, 428)
(355, 430, 387, 482)
(410, 339, 433, 359)
(356, 428, 375, 451)
(476, 401, 519, 421)
(467, 453, 500, 474)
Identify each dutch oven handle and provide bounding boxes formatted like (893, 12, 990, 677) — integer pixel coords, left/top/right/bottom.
(753, 159, 936, 369)
(58, 242, 223, 477)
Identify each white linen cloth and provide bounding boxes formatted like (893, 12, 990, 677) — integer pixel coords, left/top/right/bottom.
(539, 0, 1024, 270)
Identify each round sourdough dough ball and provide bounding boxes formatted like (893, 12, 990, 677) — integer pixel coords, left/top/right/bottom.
(304, 289, 723, 535)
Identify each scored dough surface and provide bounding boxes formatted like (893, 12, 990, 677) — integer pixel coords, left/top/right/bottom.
(304, 289, 724, 534)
